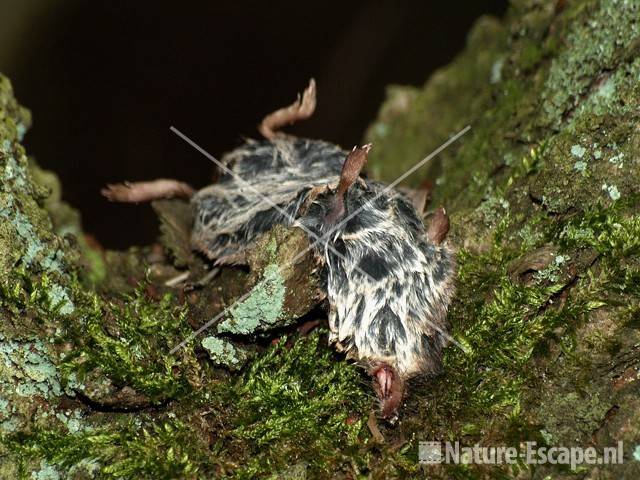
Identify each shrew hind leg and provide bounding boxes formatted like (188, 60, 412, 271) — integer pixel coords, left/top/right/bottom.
(102, 179, 195, 203)
(258, 79, 317, 139)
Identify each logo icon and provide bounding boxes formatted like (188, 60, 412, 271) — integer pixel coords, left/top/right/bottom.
(419, 441, 443, 464)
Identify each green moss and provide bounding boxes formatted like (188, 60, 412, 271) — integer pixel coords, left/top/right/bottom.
(559, 202, 640, 258)
(222, 331, 369, 477)
(3, 0, 640, 476)
(430, 240, 582, 422)
(60, 285, 200, 401)
(5, 416, 211, 479)
(3, 332, 371, 479)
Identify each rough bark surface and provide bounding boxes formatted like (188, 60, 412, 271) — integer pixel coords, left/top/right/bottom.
(1, 0, 640, 478)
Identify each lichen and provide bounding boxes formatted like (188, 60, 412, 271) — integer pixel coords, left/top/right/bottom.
(217, 264, 286, 335)
(540, 0, 640, 128)
(601, 183, 621, 201)
(30, 460, 61, 480)
(571, 144, 586, 158)
(201, 336, 247, 369)
(5, 332, 371, 479)
(0, 338, 61, 400)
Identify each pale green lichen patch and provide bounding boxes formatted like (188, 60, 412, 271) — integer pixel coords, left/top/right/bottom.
(633, 445, 640, 462)
(571, 144, 586, 158)
(46, 282, 74, 316)
(54, 410, 87, 435)
(573, 160, 587, 174)
(3, 208, 66, 275)
(3, 155, 27, 189)
(0, 395, 19, 433)
(601, 183, 621, 201)
(217, 264, 286, 335)
(30, 459, 61, 480)
(201, 336, 247, 369)
(533, 253, 568, 283)
(0, 338, 61, 399)
(574, 57, 640, 120)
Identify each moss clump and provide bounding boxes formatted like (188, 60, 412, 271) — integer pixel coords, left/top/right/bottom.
(559, 203, 640, 260)
(433, 230, 591, 420)
(396, 197, 640, 477)
(6, 416, 212, 479)
(4, 332, 372, 479)
(136, 331, 372, 479)
(217, 331, 369, 478)
(60, 284, 201, 403)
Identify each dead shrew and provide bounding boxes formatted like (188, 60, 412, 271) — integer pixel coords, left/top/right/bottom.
(102, 79, 456, 420)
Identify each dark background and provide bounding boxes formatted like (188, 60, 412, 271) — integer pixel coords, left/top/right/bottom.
(2, 0, 508, 249)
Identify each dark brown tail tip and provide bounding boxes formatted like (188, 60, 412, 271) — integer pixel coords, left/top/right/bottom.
(427, 206, 450, 244)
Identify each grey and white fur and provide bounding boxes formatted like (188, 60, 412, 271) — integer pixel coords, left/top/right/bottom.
(103, 80, 456, 418)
